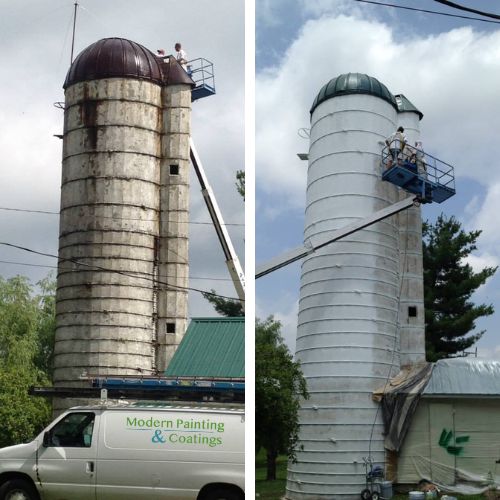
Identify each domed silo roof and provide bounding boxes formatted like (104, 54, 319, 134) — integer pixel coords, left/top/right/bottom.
(63, 37, 163, 89)
(310, 72, 398, 114)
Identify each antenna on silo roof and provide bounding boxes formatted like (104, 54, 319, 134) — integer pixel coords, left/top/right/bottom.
(70, 1, 79, 64)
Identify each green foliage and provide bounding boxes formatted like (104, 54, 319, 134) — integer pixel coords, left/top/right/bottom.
(0, 369, 51, 448)
(0, 275, 54, 447)
(235, 170, 245, 200)
(256, 317, 308, 480)
(34, 276, 57, 377)
(202, 289, 244, 317)
(423, 215, 497, 361)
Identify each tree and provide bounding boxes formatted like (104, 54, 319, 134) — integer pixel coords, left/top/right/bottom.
(423, 214, 497, 361)
(0, 275, 53, 447)
(235, 170, 245, 200)
(201, 290, 244, 317)
(256, 317, 308, 480)
(33, 275, 57, 377)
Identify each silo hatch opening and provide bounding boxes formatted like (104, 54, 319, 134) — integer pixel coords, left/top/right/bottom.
(381, 143, 456, 204)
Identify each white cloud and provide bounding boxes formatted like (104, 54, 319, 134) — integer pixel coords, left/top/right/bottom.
(464, 195, 480, 218)
(464, 253, 499, 274)
(469, 182, 500, 249)
(274, 300, 299, 354)
(297, 0, 362, 18)
(476, 345, 500, 361)
(256, 288, 299, 352)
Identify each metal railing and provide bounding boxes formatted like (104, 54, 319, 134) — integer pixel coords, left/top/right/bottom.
(187, 57, 215, 91)
(381, 142, 455, 192)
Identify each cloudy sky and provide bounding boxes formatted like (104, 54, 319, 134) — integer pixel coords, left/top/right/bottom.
(0, 0, 244, 317)
(255, 0, 500, 358)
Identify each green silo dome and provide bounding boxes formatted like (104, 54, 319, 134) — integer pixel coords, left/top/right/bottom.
(310, 72, 398, 115)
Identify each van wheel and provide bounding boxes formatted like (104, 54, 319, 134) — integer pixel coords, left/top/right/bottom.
(0, 479, 39, 500)
(201, 488, 243, 500)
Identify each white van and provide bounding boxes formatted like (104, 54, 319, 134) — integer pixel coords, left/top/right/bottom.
(0, 402, 244, 500)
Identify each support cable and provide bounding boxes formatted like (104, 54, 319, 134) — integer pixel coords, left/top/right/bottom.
(0, 259, 234, 281)
(368, 207, 410, 460)
(352, 0, 500, 24)
(0, 206, 243, 226)
(433, 0, 500, 21)
(0, 241, 243, 303)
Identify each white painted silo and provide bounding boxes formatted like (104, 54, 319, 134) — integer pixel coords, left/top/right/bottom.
(53, 38, 194, 410)
(395, 95, 426, 366)
(287, 73, 403, 499)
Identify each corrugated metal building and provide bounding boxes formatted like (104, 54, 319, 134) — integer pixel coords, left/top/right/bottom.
(165, 317, 244, 378)
(397, 358, 500, 493)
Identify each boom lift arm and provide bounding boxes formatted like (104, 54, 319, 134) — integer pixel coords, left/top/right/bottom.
(256, 195, 419, 279)
(190, 139, 245, 305)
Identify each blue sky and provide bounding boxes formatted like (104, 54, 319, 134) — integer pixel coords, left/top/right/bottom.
(256, 0, 500, 357)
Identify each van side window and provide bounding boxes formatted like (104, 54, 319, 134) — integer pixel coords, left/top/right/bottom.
(47, 412, 95, 448)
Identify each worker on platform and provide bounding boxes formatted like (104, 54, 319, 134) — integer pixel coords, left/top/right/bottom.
(385, 126, 407, 168)
(156, 43, 189, 73)
(174, 42, 189, 71)
(415, 141, 427, 176)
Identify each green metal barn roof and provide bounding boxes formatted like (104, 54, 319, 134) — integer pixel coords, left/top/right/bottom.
(165, 317, 244, 378)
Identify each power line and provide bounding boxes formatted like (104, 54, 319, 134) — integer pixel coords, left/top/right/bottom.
(352, 0, 500, 24)
(0, 259, 234, 282)
(0, 242, 243, 303)
(433, 0, 500, 21)
(0, 207, 57, 215)
(0, 206, 244, 227)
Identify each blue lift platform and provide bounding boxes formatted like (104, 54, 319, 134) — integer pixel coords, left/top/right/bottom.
(381, 144, 456, 203)
(189, 58, 216, 102)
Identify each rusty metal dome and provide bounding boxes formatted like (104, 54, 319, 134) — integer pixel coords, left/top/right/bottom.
(63, 37, 163, 89)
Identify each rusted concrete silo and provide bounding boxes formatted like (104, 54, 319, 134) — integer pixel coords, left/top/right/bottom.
(157, 74, 192, 369)
(53, 38, 193, 410)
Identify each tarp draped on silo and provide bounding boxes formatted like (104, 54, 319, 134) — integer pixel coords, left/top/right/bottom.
(373, 363, 433, 451)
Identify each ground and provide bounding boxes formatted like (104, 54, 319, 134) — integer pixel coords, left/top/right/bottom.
(255, 452, 491, 500)
(255, 450, 288, 499)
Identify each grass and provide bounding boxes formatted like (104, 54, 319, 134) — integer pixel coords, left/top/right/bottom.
(255, 450, 288, 499)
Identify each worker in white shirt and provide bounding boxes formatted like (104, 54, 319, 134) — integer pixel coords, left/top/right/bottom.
(174, 42, 188, 71)
(385, 126, 407, 167)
